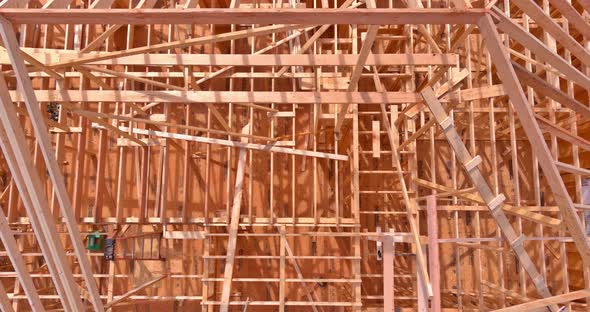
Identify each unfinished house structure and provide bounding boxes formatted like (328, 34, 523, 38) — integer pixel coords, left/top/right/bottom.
(0, 0, 589, 310)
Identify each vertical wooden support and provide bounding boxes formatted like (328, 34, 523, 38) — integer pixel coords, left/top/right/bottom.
(202, 230, 212, 312)
(417, 245, 429, 312)
(426, 195, 441, 312)
(220, 124, 249, 312)
(584, 179, 590, 234)
(383, 235, 394, 312)
(106, 261, 116, 311)
(351, 104, 362, 312)
(371, 120, 380, 158)
(0, 17, 105, 312)
(479, 15, 590, 269)
(279, 226, 286, 312)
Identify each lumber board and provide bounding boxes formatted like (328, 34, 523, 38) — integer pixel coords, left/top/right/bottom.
(0, 8, 488, 25)
(8, 90, 422, 104)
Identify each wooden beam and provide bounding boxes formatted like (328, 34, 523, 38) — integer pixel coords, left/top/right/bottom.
(536, 115, 590, 151)
(79, 109, 271, 142)
(512, 62, 590, 119)
(383, 235, 394, 312)
(0, 8, 488, 25)
(3, 51, 460, 67)
(220, 125, 249, 312)
(0, 16, 105, 312)
(94, 124, 348, 161)
(426, 196, 441, 312)
(556, 161, 590, 176)
(495, 289, 590, 312)
(104, 275, 168, 309)
(479, 13, 590, 274)
(279, 226, 286, 312)
(9, 90, 421, 104)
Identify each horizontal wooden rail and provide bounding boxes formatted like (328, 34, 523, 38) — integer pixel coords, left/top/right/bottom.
(0, 8, 488, 25)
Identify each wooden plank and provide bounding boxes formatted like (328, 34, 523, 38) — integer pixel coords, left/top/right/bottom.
(93, 124, 348, 161)
(0, 8, 488, 25)
(0, 17, 105, 312)
(220, 125, 249, 312)
(372, 120, 380, 158)
(279, 226, 286, 312)
(8, 90, 422, 104)
(512, 62, 590, 119)
(555, 161, 590, 176)
(163, 231, 206, 240)
(6, 51, 460, 66)
(536, 115, 590, 151)
(104, 275, 168, 309)
(383, 235, 394, 312)
(495, 289, 590, 312)
(426, 196, 441, 312)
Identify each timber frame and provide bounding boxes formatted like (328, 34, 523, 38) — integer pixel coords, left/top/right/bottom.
(0, 0, 588, 311)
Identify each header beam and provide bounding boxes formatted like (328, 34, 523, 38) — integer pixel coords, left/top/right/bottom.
(0, 8, 488, 25)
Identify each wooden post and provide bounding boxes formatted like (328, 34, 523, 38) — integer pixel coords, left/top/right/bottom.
(426, 195, 441, 312)
(417, 245, 429, 312)
(279, 226, 286, 312)
(383, 235, 394, 312)
(220, 124, 249, 312)
(583, 179, 590, 235)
